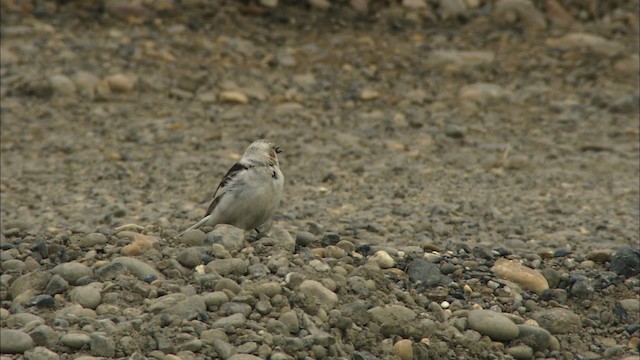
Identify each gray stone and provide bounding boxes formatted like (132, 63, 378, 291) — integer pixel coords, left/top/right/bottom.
(69, 285, 102, 309)
(81, 233, 108, 247)
(6, 313, 44, 328)
(44, 274, 69, 295)
(406, 259, 451, 287)
(506, 345, 534, 360)
(51, 262, 92, 285)
(278, 310, 300, 334)
(212, 313, 246, 329)
(228, 354, 263, 360)
(60, 332, 91, 349)
(181, 229, 206, 246)
(28, 325, 60, 347)
(211, 338, 235, 359)
(90, 333, 115, 357)
(24, 346, 60, 360)
(531, 308, 582, 334)
(0, 329, 34, 353)
(2, 259, 26, 272)
(110, 257, 163, 280)
(467, 310, 519, 341)
(177, 247, 203, 269)
(206, 224, 246, 251)
(203, 291, 229, 309)
(299, 280, 338, 310)
(206, 258, 247, 276)
(49, 74, 76, 95)
(10, 271, 51, 298)
(611, 246, 640, 277)
(516, 324, 551, 351)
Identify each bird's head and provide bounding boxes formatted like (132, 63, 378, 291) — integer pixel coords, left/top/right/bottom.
(243, 139, 282, 166)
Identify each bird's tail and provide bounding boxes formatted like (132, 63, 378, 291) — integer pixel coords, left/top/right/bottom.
(178, 215, 211, 237)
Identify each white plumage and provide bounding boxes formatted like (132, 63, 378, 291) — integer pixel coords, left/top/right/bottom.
(180, 139, 284, 235)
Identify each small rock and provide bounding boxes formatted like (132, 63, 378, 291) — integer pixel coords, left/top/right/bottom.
(545, 33, 624, 57)
(350, 0, 368, 14)
(545, 0, 573, 28)
(28, 325, 60, 348)
(517, 324, 551, 351)
(531, 307, 582, 334)
(506, 345, 533, 360)
(492, 258, 549, 293)
(81, 233, 108, 248)
(494, 0, 546, 33)
(69, 285, 102, 309)
(177, 247, 203, 269)
(72, 71, 100, 97)
(24, 346, 59, 360)
(110, 257, 163, 280)
(211, 338, 235, 358)
(467, 310, 519, 341)
(212, 313, 246, 329)
(206, 258, 247, 276)
(10, 271, 50, 298)
(309, 0, 331, 10)
(407, 259, 450, 287)
(60, 332, 91, 349)
(299, 280, 338, 310)
(206, 224, 246, 251)
(90, 333, 115, 357)
(0, 329, 34, 353)
(49, 74, 76, 95)
(610, 247, 640, 277)
(106, 74, 136, 93)
(51, 262, 92, 285)
(439, 0, 466, 19)
(219, 91, 248, 104)
(360, 89, 379, 101)
(181, 229, 206, 246)
(392, 339, 413, 360)
(166, 295, 206, 318)
(402, 0, 427, 9)
(260, 0, 278, 8)
(459, 83, 508, 102)
(369, 251, 394, 269)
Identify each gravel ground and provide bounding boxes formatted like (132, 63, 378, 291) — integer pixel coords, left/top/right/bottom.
(1, 1, 639, 359)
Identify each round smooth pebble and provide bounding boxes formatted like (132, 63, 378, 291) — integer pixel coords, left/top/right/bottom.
(0, 329, 34, 353)
(69, 285, 102, 309)
(299, 280, 338, 309)
(467, 310, 519, 341)
(393, 339, 413, 360)
(60, 333, 91, 349)
(24, 346, 60, 360)
(369, 250, 395, 269)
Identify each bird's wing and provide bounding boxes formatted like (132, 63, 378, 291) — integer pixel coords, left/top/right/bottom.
(205, 162, 249, 216)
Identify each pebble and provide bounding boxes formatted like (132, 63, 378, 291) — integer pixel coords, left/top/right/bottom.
(10, 271, 50, 298)
(81, 233, 108, 248)
(69, 285, 102, 309)
(105, 74, 136, 93)
(90, 333, 115, 357)
(359, 89, 379, 101)
(516, 324, 551, 351)
(110, 257, 163, 280)
(531, 308, 581, 334)
(392, 339, 413, 360)
(610, 247, 640, 277)
(211, 338, 235, 358)
(491, 258, 549, 293)
(219, 91, 249, 104)
(177, 247, 203, 269)
(181, 229, 206, 246)
(206, 258, 247, 276)
(426, 50, 494, 69)
(406, 259, 450, 287)
(459, 83, 508, 102)
(467, 310, 519, 341)
(368, 250, 394, 269)
(402, 0, 427, 9)
(0, 329, 34, 353)
(24, 346, 59, 360)
(51, 262, 92, 285)
(308, 0, 331, 10)
(299, 280, 339, 310)
(493, 0, 546, 33)
(505, 344, 533, 360)
(206, 224, 245, 251)
(212, 313, 246, 329)
(545, 33, 624, 56)
(28, 325, 60, 347)
(49, 74, 76, 95)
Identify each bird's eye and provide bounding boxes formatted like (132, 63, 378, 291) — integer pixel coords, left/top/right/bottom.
(275, 147, 282, 154)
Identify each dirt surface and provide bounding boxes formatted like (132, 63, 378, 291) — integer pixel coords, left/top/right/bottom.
(0, 1, 639, 359)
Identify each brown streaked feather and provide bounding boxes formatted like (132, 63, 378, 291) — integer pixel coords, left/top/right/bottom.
(206, 162, 248, 216)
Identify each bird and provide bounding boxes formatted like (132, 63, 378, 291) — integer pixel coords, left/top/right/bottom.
(180, 139, 284, 236)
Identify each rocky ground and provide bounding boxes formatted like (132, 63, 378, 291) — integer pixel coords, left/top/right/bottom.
(1, 0, 639, 359)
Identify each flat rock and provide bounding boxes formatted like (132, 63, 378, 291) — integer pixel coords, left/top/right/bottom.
(51, 262, 92, 285)
(299, 280, 338, 310)
(110, 257, 163, 280)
